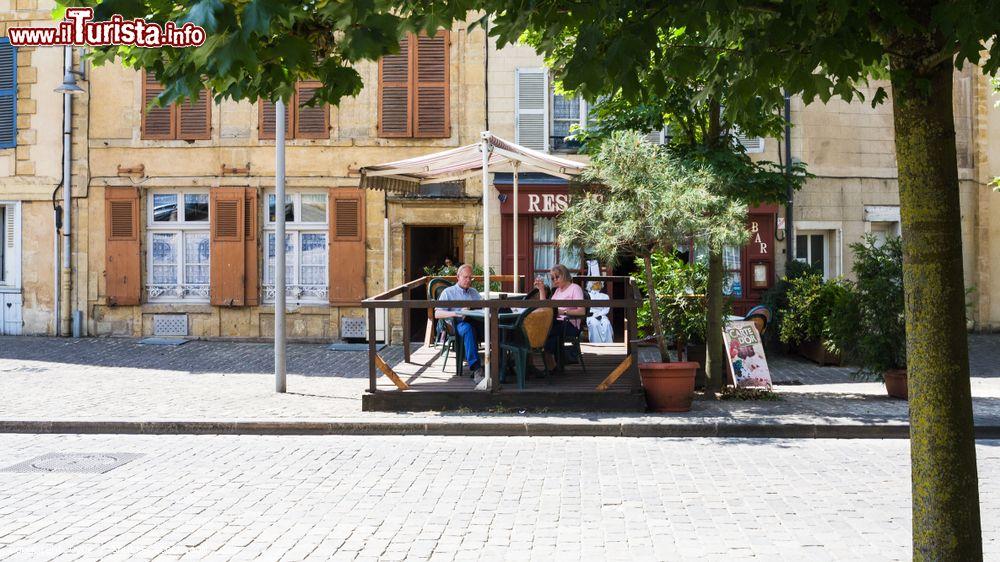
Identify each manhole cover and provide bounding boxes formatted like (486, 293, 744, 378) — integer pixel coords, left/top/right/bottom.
(1, 453, 142, 474)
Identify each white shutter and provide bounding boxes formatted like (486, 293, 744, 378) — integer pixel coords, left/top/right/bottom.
(733, 128, 764, 153)
(515, 68, 548, 152)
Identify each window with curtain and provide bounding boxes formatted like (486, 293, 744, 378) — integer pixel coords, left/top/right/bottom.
(263, 192, 328, 303)
(532, 216, 582, 284)
(146, 191, 210, 301)
(721, 245, 743, 297)
(795, 232, 828, 278)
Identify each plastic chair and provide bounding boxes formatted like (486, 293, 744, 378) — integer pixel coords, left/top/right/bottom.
(558, 290, 590, 373)
(499, 307, 555, 389)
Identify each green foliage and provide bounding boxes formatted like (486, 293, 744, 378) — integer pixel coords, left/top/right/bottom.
(631, 253, 711, 345)
(759, 260, 821, 348)
(423, 264, 501, 292)
(719, 387, 782, 401)
(846, 236, 906, 380)
(562, 130, 748, 265)
(778, 273, 853, 347)
(58, 0, 472, 106)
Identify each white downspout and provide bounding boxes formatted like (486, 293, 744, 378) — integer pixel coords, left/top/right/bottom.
(60, 46, 73, 337)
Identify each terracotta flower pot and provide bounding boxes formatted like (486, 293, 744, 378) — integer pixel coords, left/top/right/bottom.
(884, 368, 908, 400)
(640, 362, 699, 413)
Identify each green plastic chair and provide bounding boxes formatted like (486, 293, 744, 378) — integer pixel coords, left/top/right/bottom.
(499, 307, 554, 389)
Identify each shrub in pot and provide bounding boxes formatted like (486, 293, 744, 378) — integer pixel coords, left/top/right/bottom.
(845, 235, 907, 398)
(759, 260, 821, 354)
(558, 131, 748, 412)
(778, 273, 852, 365)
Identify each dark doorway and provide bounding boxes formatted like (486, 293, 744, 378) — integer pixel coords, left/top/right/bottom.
(405, 226, 463, 342)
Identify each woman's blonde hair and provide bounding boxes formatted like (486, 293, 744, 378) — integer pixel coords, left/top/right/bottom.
(550, 264, 572, 282)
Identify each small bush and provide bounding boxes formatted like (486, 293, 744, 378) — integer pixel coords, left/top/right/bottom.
(778, 273, 852, 346)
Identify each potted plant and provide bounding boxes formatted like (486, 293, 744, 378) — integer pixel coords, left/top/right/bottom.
(778, 273, 850, 365)
(633, 253, 730, 388)
(559, 131, 748, 412)
(845, 235, 907, 398)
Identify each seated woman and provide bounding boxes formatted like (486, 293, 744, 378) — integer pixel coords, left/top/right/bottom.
(534, 263, 585, 371)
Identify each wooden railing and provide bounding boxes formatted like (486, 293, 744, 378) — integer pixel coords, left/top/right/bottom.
(361, 275, 644, 395)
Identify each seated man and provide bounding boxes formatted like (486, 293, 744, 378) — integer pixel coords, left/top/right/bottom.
(434, 264, 486, 386)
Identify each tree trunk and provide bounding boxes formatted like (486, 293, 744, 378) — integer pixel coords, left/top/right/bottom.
(704, 247, 725, 393)
(642, 252, 671, 363)
(702, 98, 726, 393)
(890, 49, 982, 560)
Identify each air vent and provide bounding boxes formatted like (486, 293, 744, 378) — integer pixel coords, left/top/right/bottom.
(341, 316, 366, 340)
(153, 314, 188, 336)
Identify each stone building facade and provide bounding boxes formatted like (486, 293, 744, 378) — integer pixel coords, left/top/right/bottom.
(2, 2, 1000, 340)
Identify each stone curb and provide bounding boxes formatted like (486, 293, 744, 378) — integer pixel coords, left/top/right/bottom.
(2, 420, 1000, 439)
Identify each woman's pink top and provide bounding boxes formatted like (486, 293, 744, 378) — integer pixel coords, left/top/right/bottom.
(551, 282, 584, 329)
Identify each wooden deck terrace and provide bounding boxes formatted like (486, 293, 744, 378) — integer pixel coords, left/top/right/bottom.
(361, 275, 648, 412)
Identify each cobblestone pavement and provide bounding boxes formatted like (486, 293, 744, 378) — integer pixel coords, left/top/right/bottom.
(1, 335, 999, 425)
(0, 434, 997, 561)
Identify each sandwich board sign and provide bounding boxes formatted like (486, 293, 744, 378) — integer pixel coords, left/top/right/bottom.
(722, 321, 772, 389)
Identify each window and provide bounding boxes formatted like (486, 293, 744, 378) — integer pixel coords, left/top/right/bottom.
(378, 31, 450, 138)
(795, 232, 828, 278)
(259, 81, 330, 140)
(146, 191, 210, 301)
(264, 192, 328, 303)
(0, 39, 16, 149)
(532, 217, 582, 284)
(141, 72, 211, 140)
(551, 93, 587, 152)
(869, 222, 899, 247)
(719, 245, 744, 297)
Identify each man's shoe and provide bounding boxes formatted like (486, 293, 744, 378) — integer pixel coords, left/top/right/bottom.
(472, 366, 485, 384)
(475, 374, 492, 391)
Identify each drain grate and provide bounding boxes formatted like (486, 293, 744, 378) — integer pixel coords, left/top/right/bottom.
(1, 453, 142, 474)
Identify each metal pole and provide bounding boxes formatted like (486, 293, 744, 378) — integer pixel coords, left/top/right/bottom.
(784, 92, 794, 269)
(480, 133, 491, 389)
(383, 217, 390, 344)
(60, 46, 73, 337)
(512, 162, 519, 292)
(275, 99, 287, 393)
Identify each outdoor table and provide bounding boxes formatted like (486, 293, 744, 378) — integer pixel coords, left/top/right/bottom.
(480, 291, 527, 300)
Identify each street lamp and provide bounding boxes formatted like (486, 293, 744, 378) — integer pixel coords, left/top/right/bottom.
(55, 69, 85, 95)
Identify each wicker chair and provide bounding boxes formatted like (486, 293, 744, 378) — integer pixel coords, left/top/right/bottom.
(499, 307, 554, 389)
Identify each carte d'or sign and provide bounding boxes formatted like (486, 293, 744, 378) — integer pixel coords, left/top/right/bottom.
(722, 321, 773, 389)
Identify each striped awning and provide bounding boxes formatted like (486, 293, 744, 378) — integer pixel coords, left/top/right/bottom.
(358, 132, 588, 193)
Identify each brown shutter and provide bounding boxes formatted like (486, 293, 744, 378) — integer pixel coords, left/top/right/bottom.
(243, 188, 259, 306)
(378, 35, 412, 137)
(141, 72, 174, 140)
(209, 188, 246, 306)
(329, 188, 366, 303)
(177, 90, 212, 140)
(104, 187, 141, 306)
(414, 31, 450, 138)
(259, 98, 292, 140)
(294, 81, 329, 139)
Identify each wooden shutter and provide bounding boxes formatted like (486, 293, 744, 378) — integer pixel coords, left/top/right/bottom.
(378, 35, 412, 137)
(104, 187, 141, 306)
(243, 188, 259, 306)
(177, 91, 212, 140)
(209, 188, 246, 306)
(329, 188, 366, 303)
(141, 72, 175, 140)
(259, 97, 293, 140)
(0, 40, 15, 149)
(515, 68, 548, 151)
(414, 32, 450, 138)
(294, 81, 329, 139)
